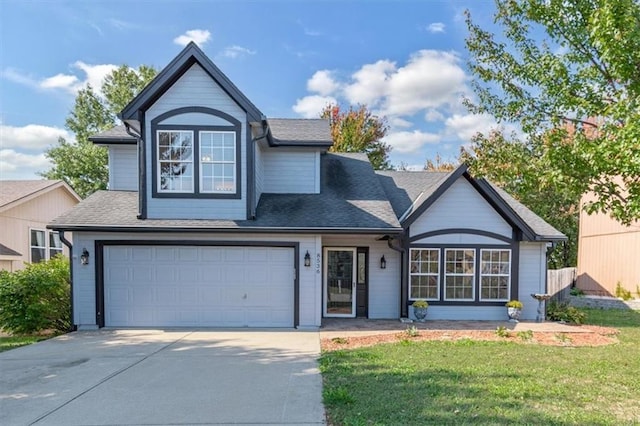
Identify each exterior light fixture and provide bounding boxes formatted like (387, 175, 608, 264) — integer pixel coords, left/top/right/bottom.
(80, 248, 90, 265)
(304, 251, 311, 267)
(380, 255, 386, 269)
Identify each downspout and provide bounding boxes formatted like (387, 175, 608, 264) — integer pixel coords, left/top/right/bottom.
(59, 231, 76, 332)
(386, 234, 407, 318)
(249, 118, 270, 219)
(124, 122, 144, 219)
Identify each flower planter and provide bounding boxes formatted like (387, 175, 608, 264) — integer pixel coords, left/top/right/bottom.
(507, 307, 521, 322)
(414, 307, 428, 322)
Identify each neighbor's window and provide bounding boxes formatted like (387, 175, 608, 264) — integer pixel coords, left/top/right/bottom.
(157, 130, 194, 192)
(49, 231, 63, 259)
(480, 249, 511, 301)
(30, 230, 46, 263)
(409, 248, 440, 300)
(200, 131, 236, 193)
(444, 249, 475, 300)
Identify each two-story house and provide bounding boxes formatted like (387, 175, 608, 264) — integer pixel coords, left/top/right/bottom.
(50, 43, 565, 330)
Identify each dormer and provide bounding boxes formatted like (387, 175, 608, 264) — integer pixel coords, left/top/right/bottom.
(96, 42, 333, 221)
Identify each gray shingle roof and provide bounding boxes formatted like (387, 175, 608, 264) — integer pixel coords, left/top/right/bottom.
(376, 169, 565, 241)
(1, 180, 62, 209)
(88, 125, 136, 143)
(50, 153, 401, 232)
(0, 242, 21, 257)
(267, 119, 332, 146)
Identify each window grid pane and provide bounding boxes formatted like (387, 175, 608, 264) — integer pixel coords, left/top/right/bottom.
(480, 249, 510, 301)
(158, 131, 194, 192)
(409, 248, 439, 300)
(30, 230, 46, 263)
(444, 249, 475, 300)
(200, 131, 236, 193)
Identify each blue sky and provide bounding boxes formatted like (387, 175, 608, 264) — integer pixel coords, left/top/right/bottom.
(0, 0, 502, 180)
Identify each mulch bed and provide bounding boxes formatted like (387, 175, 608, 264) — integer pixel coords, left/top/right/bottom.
(321, 325, 620, 351)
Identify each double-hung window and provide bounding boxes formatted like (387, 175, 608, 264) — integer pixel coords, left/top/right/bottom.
(30, 229, 63, 263)
(156, 130, 236, 195)
(479, 249, 511, 301)
(200, 131, 236, 193)
(158, 131, 194, 193)
(444, 249, 475, 300)
(409, 248, 439, 300)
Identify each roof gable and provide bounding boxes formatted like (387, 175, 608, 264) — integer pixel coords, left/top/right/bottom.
(0, 180, 81, 212)
(120, 42, 263, 127)
(376, 164, 566, 241)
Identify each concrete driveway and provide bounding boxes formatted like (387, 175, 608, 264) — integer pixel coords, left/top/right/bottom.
(0, 329, 325, 425)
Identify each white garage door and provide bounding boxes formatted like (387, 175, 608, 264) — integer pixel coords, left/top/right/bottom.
(103, 245, 295, 327)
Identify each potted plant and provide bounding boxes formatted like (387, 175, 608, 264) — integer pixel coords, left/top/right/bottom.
(412, 300, 429, 322)
(505, 300, 523, 322)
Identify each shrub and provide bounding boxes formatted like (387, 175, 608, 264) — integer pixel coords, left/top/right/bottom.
(405, 325, 419, 337)
(615, 282, 633, 301)
(0, 256, 70, 333)
(517, 330, 534, 341)
(495, 326, 511, 338)
(569, 287, 584, 296)
(546, 300, 586, 325)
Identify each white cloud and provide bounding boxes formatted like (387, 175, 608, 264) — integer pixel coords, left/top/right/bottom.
(39, 73, 79, 90)
(425, 109, 445, 122)
(389, 117, 413, 128)
(383, 130, 441, 154)
(221, 45, 256, 59)
(307, 70, 339, 96)
(292, 95, 337, 118)
(174, 29, 211, 47)
(384, 50, 466, 116)
(0, 124, 71, 150)
(0, 149, 50, 179)
(344, 60, 396, 107)
(444, 113, 497, 141)
(2, 62, 118, 95)
(427, 22, 446, 33)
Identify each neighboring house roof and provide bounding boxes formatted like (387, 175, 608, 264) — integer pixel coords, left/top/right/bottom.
(88, 125, 136, 144)
(266, 119, 332, 147)
(0, 180, 81, 212)
(0, 242, 21, 257)
(49, 153, 402, 234)
(376, 165, 566, 242)
(120, 42, 264, 128)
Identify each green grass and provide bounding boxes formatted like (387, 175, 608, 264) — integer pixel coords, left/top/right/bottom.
(320, 308, 640, 425)
(0, 334, 53, 352)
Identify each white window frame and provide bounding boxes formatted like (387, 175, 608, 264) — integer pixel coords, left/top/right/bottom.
(409, 248, 440, 301)
(157, 130, 194, 193)
(30, 229, 62, 263)
(49, 231, 63, 259)
(479, 249, 511, 302)
(199, 131, 236, 193)
(444, 248, 476, 301)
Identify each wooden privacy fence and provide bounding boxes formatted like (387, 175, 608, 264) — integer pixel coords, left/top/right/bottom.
(547, 267, 577, 302)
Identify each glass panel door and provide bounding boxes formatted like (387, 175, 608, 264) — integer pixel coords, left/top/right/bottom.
(324, 248, 356, 317)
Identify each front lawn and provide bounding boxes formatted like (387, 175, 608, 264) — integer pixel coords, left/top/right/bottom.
(320, 308, 640, 425)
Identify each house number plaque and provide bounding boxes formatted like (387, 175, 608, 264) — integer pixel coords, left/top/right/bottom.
(315, 253, 321, 274)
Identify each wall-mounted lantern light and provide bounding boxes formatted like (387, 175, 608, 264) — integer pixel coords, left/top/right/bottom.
(304, 250, 311, 267)
(380, 255, 386, 269)
(80, 248, 90, 265)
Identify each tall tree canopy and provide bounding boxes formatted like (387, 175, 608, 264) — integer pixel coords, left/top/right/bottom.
(465, 0, 640, 224)
(321, 104, 392, 170)
(42, 65, 157, 198)
(461, 130, 580, 268)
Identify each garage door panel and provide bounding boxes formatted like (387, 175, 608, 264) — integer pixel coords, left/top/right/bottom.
(104, 245, 294, 327)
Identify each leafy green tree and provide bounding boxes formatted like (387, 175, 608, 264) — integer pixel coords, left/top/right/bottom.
(321, 104, 392, 170)
(465, 0, 640, 225)
(423, 153, 458, 172)
(42, 65, 157, 198)
(461, 130, 580, 268)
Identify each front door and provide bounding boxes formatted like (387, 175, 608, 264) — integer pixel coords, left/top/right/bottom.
(324, 248, 356, 317)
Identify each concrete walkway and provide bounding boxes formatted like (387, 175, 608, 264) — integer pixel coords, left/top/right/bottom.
(0, 329, 325, 426)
